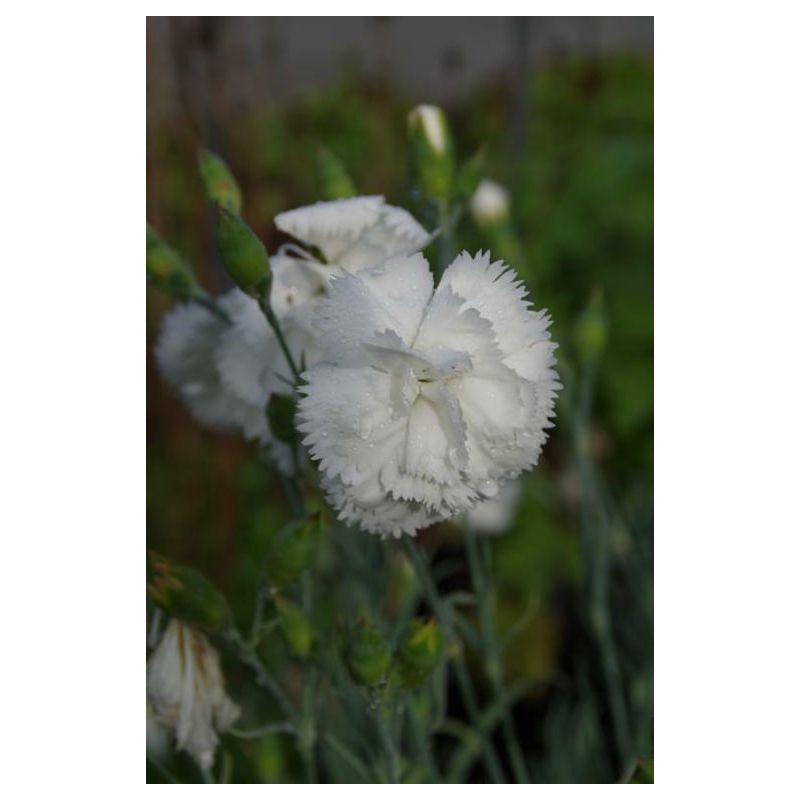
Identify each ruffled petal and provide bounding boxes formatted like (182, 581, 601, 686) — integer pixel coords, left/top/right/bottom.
(275, 196, 385, 263)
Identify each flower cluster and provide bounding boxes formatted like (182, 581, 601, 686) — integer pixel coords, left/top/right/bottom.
(298, 250, 560, 536)
(156, 197, 431, 467)
(156, 194, 559, 536)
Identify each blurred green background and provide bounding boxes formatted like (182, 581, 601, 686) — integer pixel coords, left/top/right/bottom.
(147, 17, 652, 783)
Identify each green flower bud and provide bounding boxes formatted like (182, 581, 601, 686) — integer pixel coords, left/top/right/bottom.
(408, 104, 455, 200)
(266, 393, 297, 446)
(216, 207, 271, 297)
(344, 621, 392, 686)
(147, 553, 230, 632)
(397, 618, 445, 688)
(146, 223, 196, 297)
(198, 148, 243, 214)
(455, 148, 486, 200)
(574, 288, 608, 364)
(316, 147, 356, 200)
(268, 515, 320, 588)
(275, 596, 313, 659)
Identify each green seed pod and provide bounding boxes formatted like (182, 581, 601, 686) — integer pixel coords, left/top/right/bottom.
(266, 393, 297, 446)
(146, 223, 196, 297)
(198, 148, 243, 214)
(268, 515, 320, 588)
(147, 553, 230, 633)
(397, 618, 445, 688)
(216, 207, 271, 297)
(316, 147, 356, 200)
(407, 104, 455, 201)
(344, 621, 392, 686)
(574, 288, 608, 364)
(275, 596, 313, 659)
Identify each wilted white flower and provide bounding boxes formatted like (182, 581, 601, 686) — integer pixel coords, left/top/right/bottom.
(157, 198, 430, 471)
(146, 619, 239, 772)
(469, 179, 510, 227)
(465, 479, 522, 535)
(298, 250, 560, 537)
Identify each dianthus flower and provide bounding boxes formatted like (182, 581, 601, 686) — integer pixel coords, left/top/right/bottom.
(298, 250, 560, 536)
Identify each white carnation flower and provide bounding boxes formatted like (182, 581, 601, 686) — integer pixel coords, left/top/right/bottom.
(155, 297, 255, 433)
(298, 250, 560, 537)
(275, 196, 432, 273)
(146, 619, 239, 772)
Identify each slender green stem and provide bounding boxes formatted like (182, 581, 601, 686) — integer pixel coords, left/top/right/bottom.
(227, 629, 297, 722)
(299, 571, 319, 782)
(403, 539, 507, 783)
(465, 528, 531, 783)
(147, 755, 179, 784)
(257, 296, 302, 385)
(191, 290, 231, 324)
(376, 695, 401, 783)
(229, 721, 296, 739)
(434, 199, 455, 282)
(410, 699, 441, 782)
(571, 358, 633, 767)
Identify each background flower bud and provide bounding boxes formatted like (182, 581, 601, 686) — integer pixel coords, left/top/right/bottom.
(146, 223, 196, 297)
(316, 147, 356, 200)
(275, 596, 313, 658)
(344, 621, 392, 686)
(216, 207, 271, 297)
(469, 178, 510, 227)
(268, 515, 320, 588)
(397, 618, 445, 688)
(147, 553, 230, 632)
(198, 148, 243, 214)
(408, 104, 455, 200)
(574, 288, 608, 363)
(266, 393, 297, 445)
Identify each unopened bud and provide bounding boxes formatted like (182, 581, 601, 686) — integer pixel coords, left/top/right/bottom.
(408, 104, 455, 200)
(275, 596, 313, 658)
(146, 224, 196, 297)
(455, 148, 486, 200)
(344, 621, 392, 686)
(216, 207, 271, 297)
(469, 179, 510, 227)
(397, 618, 444, 688)
(266, 393, 297, 446)
(574, 288, 608, 363)
(268, 515, 320, 588)
(316, 148, 356, 200)
(147, 553, 230, 632)
(198, 148, 243, 214)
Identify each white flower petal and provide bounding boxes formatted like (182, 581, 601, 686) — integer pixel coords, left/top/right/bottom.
(275, 196, 385, 263)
